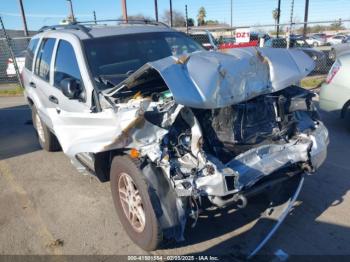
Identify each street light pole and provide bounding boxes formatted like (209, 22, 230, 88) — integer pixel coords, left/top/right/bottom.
(18, 0, 28, 36)
(66, 0, 76, 22)
(287, 0, 295, 49)
(121, 0, 128, 22)
(169, 0, 173, 27)
(277, 0, 281, 37)
(303, 0, 309, 37)
(185, 4, 188, 34)
(93, 10, 97, 24)
(230, 0, 233, 37)
(154, 0, 158, 22)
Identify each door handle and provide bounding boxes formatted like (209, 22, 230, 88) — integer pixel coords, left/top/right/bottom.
(29, 81, 36, 88)
(48, 95, 59, 104)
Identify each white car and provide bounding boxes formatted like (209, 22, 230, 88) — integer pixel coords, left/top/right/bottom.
(320, 53, 350, 129)
(305, 36, 326, 47)
(6, 51, 26, 76)
(327, 35, 347, 45)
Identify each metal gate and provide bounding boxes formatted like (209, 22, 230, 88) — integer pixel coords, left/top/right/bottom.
(0, 16, 31, 87)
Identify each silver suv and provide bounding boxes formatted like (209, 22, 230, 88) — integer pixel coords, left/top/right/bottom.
(22, 21, 329, 254)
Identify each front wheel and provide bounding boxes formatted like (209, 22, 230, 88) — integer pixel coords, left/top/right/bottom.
(110, 156, 163, 251)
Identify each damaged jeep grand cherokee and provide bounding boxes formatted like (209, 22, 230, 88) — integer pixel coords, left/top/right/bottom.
(22, 22, 328, 253)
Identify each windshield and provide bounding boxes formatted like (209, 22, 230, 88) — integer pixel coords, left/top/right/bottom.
(83, 31, 204, 89)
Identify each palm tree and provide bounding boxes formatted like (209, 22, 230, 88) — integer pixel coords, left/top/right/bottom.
(197, 7, 206, 26)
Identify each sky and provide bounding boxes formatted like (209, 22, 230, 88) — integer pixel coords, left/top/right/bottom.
(0, 0, 349, 31)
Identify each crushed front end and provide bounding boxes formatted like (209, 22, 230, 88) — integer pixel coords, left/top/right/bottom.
(62, 48, 328, 253)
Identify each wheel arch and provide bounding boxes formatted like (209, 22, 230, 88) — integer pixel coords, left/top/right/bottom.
(341, 100, 350, 118)
(94, 149, 126, 182)
(27, 96, 34, 106)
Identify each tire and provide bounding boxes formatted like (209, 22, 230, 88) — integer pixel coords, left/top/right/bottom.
(329, 48, 336, 61)
(32, 106, 61, 152)
(345, 109, 350, 132)
(110, 155, 163, 251)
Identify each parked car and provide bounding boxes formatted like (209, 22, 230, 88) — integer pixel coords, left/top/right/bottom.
(189, 30, 217, 50)
(327, 35, 347, 45)
(320, 53, 350, 129)
(22, 21, 328, 253)
(264, 38, 327, 72)
(312, 33, 327, 40)
(329, 41, 350, 60)
(6, 50, 26, 76)
(289, 34, 303, 40)
(305, 35, 327, 47)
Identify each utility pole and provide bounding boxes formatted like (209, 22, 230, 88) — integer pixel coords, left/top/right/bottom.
(230, 0, 233, 36)
(18, 0, 28, 36)
(66, 0, 76, 22)
(121, 0, 128, 22)
(185, 4, 188, 34)
(303, 0, 309, 37)
(93, 10, 97, 24)
(154, 0, 158, 22)
(276, 0, 281, 37)
(287, 0, 295, 48)
(169, 0, 173, 27)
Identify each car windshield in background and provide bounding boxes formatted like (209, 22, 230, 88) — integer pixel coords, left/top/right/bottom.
(83, 32, 203, 89)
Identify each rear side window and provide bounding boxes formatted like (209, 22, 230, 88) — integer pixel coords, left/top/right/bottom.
(54, 40, 82, 88)
(34, 38, 55, 81)
(24, 38, 39, 71)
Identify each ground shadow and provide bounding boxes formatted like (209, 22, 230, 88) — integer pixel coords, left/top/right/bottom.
(0, 104, 41, 160)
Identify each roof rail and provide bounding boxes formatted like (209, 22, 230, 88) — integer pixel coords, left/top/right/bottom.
(38, 22, 93, 38)
(37, 19, 169, 38)
(77, 19, 170, 28)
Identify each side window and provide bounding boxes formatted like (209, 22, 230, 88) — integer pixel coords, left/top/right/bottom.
(34, 38, 56, 81)
(54, 40, 82, 88)
(24, 38, 39, 71)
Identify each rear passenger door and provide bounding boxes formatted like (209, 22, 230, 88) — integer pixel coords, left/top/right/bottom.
(31, 38, 56, 129)
(22, 37, 39, 88)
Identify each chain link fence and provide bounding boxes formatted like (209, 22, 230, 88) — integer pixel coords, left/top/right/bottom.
(0, 36, 31, 84)
(0, 16, 34, 86)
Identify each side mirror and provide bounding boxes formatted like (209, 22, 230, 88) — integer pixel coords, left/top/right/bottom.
(60, 78, 81, 99)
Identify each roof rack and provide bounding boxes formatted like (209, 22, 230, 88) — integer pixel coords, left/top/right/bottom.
(37, 19, 169, 39)
(76, 19, 170, 28)
(38, 22, 93, 38)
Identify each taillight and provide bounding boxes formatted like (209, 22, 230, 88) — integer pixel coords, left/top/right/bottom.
(326, 60, 341, 84)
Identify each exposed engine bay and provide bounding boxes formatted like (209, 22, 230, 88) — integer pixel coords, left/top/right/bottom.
(126, 83, 326, 205)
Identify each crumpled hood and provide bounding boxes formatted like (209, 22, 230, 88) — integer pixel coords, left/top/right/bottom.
(110, 48, 314, 109)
